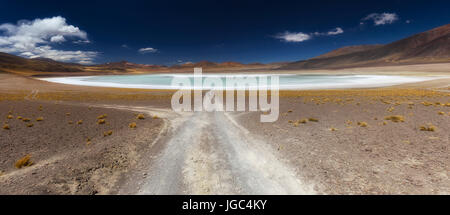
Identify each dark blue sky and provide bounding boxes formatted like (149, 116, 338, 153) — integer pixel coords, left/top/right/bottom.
(0, 0, 449, 65)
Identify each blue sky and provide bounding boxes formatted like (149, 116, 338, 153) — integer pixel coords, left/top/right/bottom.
(0, 0, 449, 65)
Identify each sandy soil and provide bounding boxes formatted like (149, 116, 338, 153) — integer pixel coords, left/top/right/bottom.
(0, 68, 449, 194)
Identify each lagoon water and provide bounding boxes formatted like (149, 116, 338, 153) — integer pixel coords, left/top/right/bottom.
(40, 74, 436, 90)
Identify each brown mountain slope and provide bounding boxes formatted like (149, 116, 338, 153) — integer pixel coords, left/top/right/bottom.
(0, 52, 84, 74)
(282, 24, 450, 70)
(312, 45, 383, 59)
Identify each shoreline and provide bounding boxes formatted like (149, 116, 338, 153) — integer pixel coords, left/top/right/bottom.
(37, 73, 449, 91)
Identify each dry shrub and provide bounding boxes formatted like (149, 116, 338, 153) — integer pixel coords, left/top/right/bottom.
(22, 118, 31, 122)
(330, 127, 338, 131)
(299, 119, 307, 124)
(15, 154, 33, 169)
(97, 114, 107, 119)
(7, 115, 13, 119)
(136, 114, 145, 120)
(3, 124, 10, 130)
(387, 107, 395, 112)
(287, 109, 293, 113)
(26, 123, 34, 127)
(152, 115, 159, 119)
(66, 112, 71, 116)
(129, 122, 137, 128)
(97, 119, 106, 124)
(68, 121, 73, 124)
(308, 118, 319, 122)
(288, 120, 293, 123)
(438, 111, 445, 115)
(77, 120, 83, 124)
(420, 124, 436, 132)
(383, 121, 387, 125)
(357, 122, 368, 127)
(384, 115, 405, 122)
(103, 130, 113, 137)
(16, 116, 22, 120)
(36, 117, 44, 121)
(421, 102, 433, 106)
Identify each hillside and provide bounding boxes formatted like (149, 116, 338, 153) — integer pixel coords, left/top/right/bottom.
(281, 24, 450, 70)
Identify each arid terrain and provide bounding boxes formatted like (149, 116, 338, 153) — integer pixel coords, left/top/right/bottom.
(0, 23, 449, 194)
(0, 66, 448, 194)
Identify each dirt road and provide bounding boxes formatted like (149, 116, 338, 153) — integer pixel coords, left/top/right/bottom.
(101, 105, 315, 194)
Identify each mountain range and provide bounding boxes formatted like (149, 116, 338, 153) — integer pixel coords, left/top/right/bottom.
(0, 24, 449, 76)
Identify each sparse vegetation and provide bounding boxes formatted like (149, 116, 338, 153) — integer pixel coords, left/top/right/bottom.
(26, 123, 34, 127)
(97, 119, 106, 124)
(3, 124, 10, 130)
(36, 117, 44, 121)
(16, 116, 22, 120)
(97, 114, 107, 119)
(384, 115, 405, 122)
(152, 115, 159, 119)
(308, 118, 319, 122)
(15, 154, 33, 169)
(7, 115, 13, 119)
(357, 122, 368, 127)
(129, 122, 137, 128)
(22, 118, 30, 122)
(420, 124, 436, 132)
(438, 111, 445, 115)
(103, 130, 113, 137)
(136, 114, 145, 120)
(77, 120, 83, 124)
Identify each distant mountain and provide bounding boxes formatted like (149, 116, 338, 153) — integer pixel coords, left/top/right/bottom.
(281, 24, 450, 70)
(93, 61, 166, 72)
(0, 52, 84, 74)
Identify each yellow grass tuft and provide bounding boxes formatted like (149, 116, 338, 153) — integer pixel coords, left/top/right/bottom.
(76, 120, 83, 125)
(421, 102, 433, 106)
(97, 114, 107, 119)
(103, 130, 113, 137)
(288, 120, 293, 123)
(287, 109, 293, 113)
(308, 118, 318, 122)
(15, 154, 33, 169)
(36, 117, 44, 121)
(26, 123, 34, 127)
(66, 112, 71, 116)
(383, 121, 387, 125)
(129, 122, 137, 128)
(384, 115, 405, 123)
(438, 111, 445, 115)
(16, 116, 22, 120)
(299, 119, 307, 124)
(22, 118, 31, 122)
(3, 124, 10, 130)
(68, 121, 73, 124)
(97, 119, 106, 124)
(357, 122, 368, 127)
(420, 124, 436, 132)
(330, 127, 338, 131)
(7, 115, 13, 119)
(387, 107, 395, 112)
(136, 114, 145, 120)
(152, 115, 159, 119)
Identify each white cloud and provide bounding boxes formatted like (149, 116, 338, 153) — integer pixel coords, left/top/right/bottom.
(275, 32, 311, 42)
(327, 27, 344, 35)
(138, 47, 158, 53)
(362, 13, 399, 25)
(276, 27, 344, 42)
(0, 16, 97, 64)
